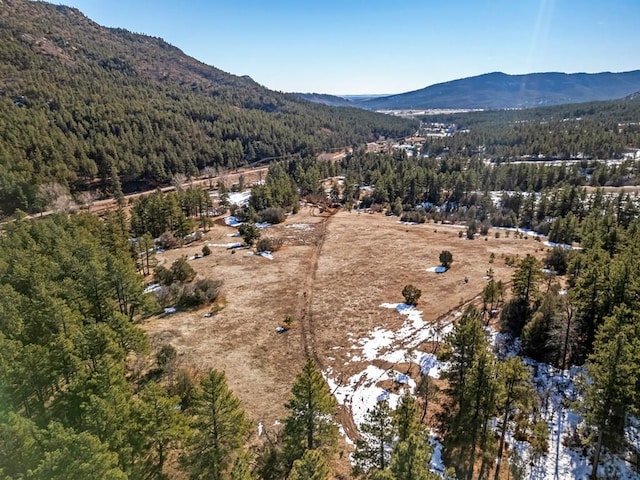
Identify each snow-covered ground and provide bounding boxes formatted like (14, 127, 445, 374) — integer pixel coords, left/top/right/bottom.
(224, 215, 271, 229)
(325, 302, 639, 479)
(227, 190, 251, 206)
(493, 335, 639, 480)
(324, 301, 455, 474)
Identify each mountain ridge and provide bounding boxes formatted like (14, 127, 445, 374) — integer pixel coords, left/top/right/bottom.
(354, 70, 640, 110)
(0, 0, 416, 215)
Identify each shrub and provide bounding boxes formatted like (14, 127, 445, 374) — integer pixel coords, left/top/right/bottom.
(202, 244, 212, 256)
(256, 237, 284, 252)
(439, 250, 453, 269)
(400, 210, 426, 224)
(170, 256, 196, 283)
(176, 279, 223, 309)
(238, 222, 261, 246)
(158, 230, 179, 250)
(545, 246, 569, 275)
(258, 207, 286, 224)
(402, 284, 422, 306)
(154, 265, 174, 286)
(169, 366, 198, 410)
(466, 221, 477, 240)
(157, 344, 177, 370)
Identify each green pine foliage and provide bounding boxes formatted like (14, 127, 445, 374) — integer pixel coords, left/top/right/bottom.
(183, 369, 252, 480)
(0, 0, 416, 216)
(287, 449, 331, 480)
(283, 359, 338, 471)
(352, 400, 394, 476)
(584, 307, 640, 477)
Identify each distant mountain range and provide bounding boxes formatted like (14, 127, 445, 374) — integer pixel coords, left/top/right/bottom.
(297, 71, 640, 110)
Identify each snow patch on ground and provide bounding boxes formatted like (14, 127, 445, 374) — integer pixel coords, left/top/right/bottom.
(223, 215, 270, 229)
(208, 242, 244, 249)
(324, 300, 450, 473)
(254, 251, 274, 260)
(286, 223, 312, 230)
(224, 216, 243, 227)
(227, 191, 251, 206)
(426, 266, 447, 273)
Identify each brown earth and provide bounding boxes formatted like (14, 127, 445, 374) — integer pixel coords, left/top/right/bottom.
(141, 206, 549, 461)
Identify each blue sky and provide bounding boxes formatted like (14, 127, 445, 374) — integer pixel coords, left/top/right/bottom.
(59, 0, 640, 95)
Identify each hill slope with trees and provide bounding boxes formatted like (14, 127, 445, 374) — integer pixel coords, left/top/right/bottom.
(357, 70, 640, 110)
(0, 0, 416, 216)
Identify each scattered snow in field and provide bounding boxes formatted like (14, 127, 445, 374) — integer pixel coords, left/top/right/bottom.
(426, 266, 447, 273)
(544, 240, 582, 250)
(380, 302, 454, 349)
(254, 251, 274, 260)
(223, 215, 270, 229)
(325, 302, 449, 436)
(430, 436, 446, 475)
(359, 328, 395, 360)
(286, 223, 312, 230)
(224, 216, 243, 227)
(143, 283, 161, 294)
(227, 191, 251, 206)
(208, 242, 244, 248)
(419, 354, 444, 379)
(499, 226, 545, 238)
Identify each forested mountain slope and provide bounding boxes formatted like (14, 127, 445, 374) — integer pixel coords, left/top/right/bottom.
(0, 0, 416, 215)
(358, 71, 640, 110)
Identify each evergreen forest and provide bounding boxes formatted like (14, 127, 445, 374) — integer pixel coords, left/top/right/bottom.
(2, 1, 640, 479)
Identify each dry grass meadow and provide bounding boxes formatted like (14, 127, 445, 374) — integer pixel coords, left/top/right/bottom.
(142, 206, 548, 448)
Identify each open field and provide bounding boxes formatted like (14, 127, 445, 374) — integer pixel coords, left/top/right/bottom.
(141, 206, 549, 447)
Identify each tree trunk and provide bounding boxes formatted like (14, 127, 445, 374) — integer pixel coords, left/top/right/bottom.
(561, 307, 573, 371)
(494, 397, 512, 480)
(590, 428, 603, 480)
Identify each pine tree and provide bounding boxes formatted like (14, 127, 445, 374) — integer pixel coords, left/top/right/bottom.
(493, 357, 534, 480)
(393, 393, 420, 444)
(584, 307, 640, 479)
(287, 449, 331, 480)
(389, 433, 436, 480)
(512, 254, 542, 308)
(133, 382, 189, 479)
(183, 369, 251, 480)
(352, 399, 394, 476)
(440, 307, 497, 480)
(439, 305, 487, 408)
(34, 422, 127, 480)
(283, 358, 338, 470)
(230, 452, 254, 480)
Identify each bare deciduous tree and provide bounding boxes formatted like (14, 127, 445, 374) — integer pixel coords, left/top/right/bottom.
(38, 182, 76, 213)
(171, 173, 187, 192)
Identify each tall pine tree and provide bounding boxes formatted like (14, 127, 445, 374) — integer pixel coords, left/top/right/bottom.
(283, 358, 338, 472)
(183, 369, 251, 480)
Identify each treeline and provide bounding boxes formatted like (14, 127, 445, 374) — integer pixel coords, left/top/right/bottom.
(329, 151, 639, 220)
(0, 0, 417, 215)
(420, 97, 640, 160)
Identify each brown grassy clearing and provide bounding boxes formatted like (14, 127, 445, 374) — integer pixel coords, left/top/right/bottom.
(141, 206, 549, 463)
